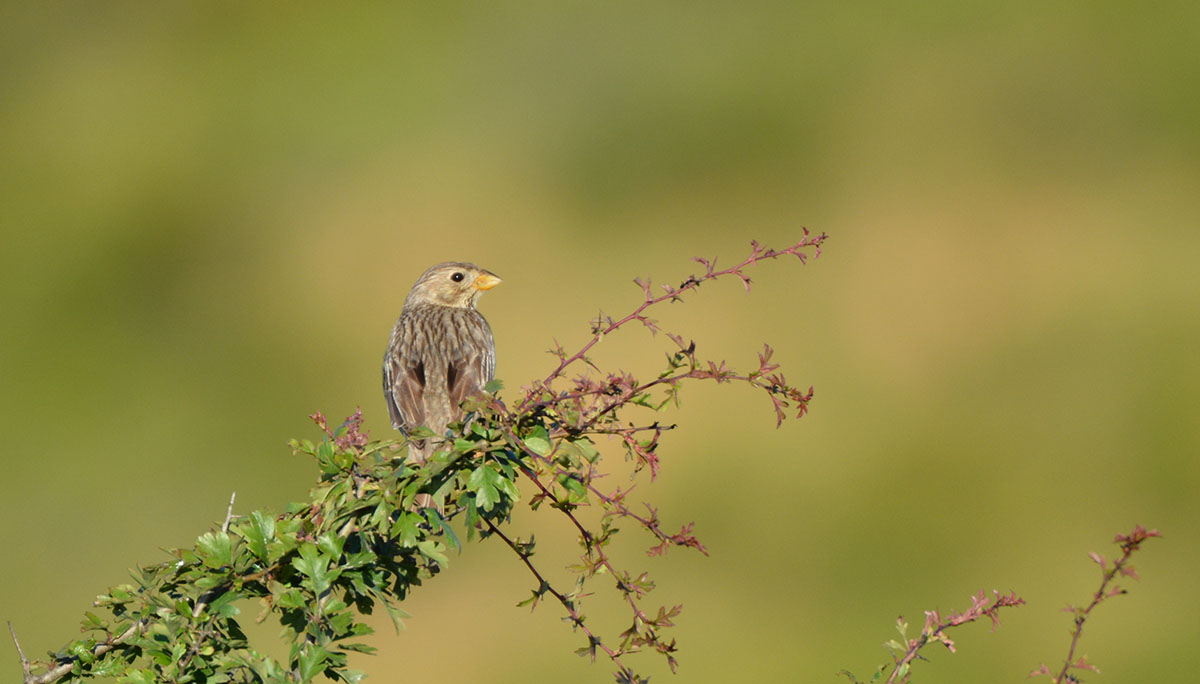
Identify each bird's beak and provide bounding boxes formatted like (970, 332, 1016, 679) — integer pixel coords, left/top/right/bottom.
(473, 273, 502, 291)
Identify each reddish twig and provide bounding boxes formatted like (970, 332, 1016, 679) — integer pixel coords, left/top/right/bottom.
(482, 518, 628, 667)
(519, 233, 825, 414)
(884, 591, 1025, 684)
(1029, 524, 1161, 682)
(492, 237, 825, 680)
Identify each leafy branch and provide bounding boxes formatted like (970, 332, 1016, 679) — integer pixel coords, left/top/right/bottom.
(9, 236, 827, 684)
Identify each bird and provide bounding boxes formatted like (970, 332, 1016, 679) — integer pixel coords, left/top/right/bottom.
(382, 262, 501, 503)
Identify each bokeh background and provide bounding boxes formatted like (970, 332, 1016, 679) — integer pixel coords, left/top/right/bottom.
(2, 4, 1197, 682)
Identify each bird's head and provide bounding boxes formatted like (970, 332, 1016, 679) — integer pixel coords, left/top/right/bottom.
(404, 262, 502, 309)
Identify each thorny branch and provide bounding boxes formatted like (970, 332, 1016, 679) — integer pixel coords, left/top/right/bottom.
(492, 236, 825, 676)
(520, 233, 824, 415)
(13, 238, 826, 684)
(1029, 524, 1161, 682)
(877, 591, 1025, 684)
(482, 518, 626, 667)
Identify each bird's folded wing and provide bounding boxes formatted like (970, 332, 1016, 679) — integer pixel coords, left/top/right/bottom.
(447, 346, 491, 409)
(384, 348, 426, 432)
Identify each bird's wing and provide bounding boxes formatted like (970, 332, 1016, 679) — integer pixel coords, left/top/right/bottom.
(383, 316, 426, 432)
(446, 312, 495, 409)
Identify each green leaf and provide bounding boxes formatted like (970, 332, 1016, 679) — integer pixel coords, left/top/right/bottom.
(368, 499, 394, 532)
(296, 645, 329, 683)
(119, 669, 159, 684)
(332, 449, 355, 471)
(241, 652, 288, 680)
(174, 598, 193, 616)
(430, 512, 462, 553)
(194, 573, 229, 591)
(317, 533, 345, 559)
(465, 460, 513, 508)
(276, 588, 307, 610)
(391, 512, 421, 547)
(407, 426, 436, 440)
(494, 472, 520, 502)
(292, 542, 339, 594)
(267, 523, 302, 563)
(468, 465, 503, 511)
(88, 658, 131, 678)
(197, 531, 234, 569)
(103, 584, 137, 604)
(524, 435, 551, 456)
(464, 496, 479, 540)
(67, 639, 98, 664)
(475, 482, 500, 511)
(240, 511, 275, 562)
(516, 584, 548, 610)
(81, 611, 106, 631)
(328, 609, 356, 636)
(569, 437, 601, 463)
(207, 590, 242, 618)
(372, 591, 410, 633)
(556, 473, 587, 502)
(342, 546, 377, 570)
(416, 540, 448, 565)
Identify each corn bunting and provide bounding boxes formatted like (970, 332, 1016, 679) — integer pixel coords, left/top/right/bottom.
(383, 263, 501, 474)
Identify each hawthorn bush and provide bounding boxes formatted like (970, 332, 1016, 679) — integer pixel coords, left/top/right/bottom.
(8, 235, 1159, 684)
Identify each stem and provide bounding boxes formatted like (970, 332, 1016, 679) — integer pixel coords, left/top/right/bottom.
(483, 518, 627, 667)
(518, 235, 825, 413)
(1054, 542, 1136, 681)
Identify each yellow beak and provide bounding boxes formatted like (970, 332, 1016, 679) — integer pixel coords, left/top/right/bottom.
(473, 273, 502, 291)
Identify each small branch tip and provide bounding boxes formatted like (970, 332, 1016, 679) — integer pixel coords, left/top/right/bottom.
(222, 492, 237, 533)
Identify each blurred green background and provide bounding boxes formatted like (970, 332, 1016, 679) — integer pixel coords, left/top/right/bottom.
(2, 3, 1197, 682)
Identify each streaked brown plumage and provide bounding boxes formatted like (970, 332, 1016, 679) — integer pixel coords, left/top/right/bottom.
(383, 262, 500, 472)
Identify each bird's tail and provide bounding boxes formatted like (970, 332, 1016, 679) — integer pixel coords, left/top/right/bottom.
(407, 441, 440, 512)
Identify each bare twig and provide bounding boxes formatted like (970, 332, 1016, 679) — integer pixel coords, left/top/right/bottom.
(191, 492, 238, 620)
(221, 491, 237, 533)
(482, 518, 627, 668)
(8, 622, 31, 681)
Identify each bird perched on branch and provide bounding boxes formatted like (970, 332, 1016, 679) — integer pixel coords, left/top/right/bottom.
(383, 263, 501, 490)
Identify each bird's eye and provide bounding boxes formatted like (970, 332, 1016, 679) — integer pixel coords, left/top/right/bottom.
(451, 272, 465, 282)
